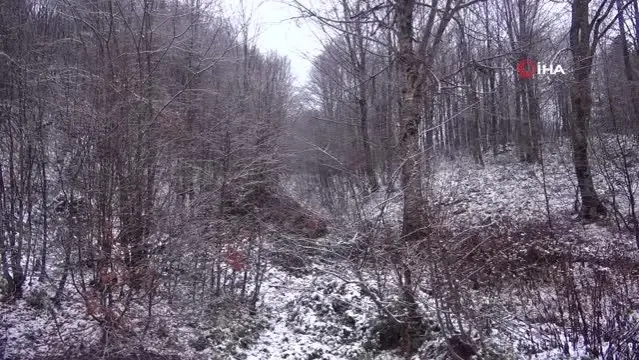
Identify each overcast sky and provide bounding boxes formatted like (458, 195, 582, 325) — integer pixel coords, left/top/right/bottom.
(220, 0, 324, 86)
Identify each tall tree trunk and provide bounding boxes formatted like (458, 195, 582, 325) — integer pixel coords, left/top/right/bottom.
(396, 0, 425, 354)
(569, 0, 606, 220)
(515, 79, 526, 160)
(526, 80, 541, 163)
(489, 69, 498, 156)
(39, 124, 48, 281)
(358, 84, 379, 192)
(616, 0, 639, 134)
(356, 21, 379, 193)
(459, 26, 484, 166)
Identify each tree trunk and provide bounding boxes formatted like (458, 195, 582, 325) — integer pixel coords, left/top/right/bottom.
(359, 88, 379, 193)
(356, 25, 379, 193)
(459, 27, 484, 166)
(615, 0, 639, 134)
(569, 0, 606, 220)
(526, 80, 541, 163)
(489, 69, 498, 156)
(39, 132, 48, 281)
(396, 0, 425, 355)
(570, 73, 606, 219)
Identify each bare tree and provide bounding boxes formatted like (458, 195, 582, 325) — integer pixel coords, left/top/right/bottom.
(567, 0, 632, 219)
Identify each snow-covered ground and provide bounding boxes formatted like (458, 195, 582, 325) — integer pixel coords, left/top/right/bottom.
(241, 266, 378, 360)
(270, 147, 639, 359)
(4, 146, 639, 360)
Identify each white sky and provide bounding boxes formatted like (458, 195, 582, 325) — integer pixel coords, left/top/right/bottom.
(220, 0, 324, 86)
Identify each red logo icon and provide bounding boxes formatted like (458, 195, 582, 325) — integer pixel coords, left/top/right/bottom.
(516, 59, 536, 79)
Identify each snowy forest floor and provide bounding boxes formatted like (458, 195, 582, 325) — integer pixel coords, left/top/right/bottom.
(3, 144, 639, 360)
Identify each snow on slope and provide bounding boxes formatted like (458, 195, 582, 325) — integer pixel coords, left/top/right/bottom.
(242, 265, 382, 360)
(4, 146, 639, 360)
